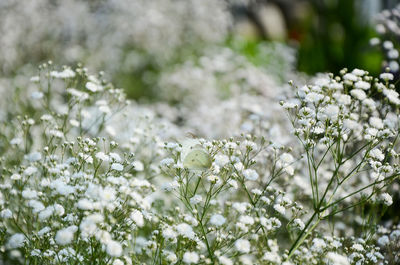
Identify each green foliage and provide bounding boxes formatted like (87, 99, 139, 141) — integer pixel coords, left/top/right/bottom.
(296, 0, 382, 75)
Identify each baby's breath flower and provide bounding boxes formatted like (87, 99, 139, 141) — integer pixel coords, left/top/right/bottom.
(235, 239, 250, 253)
(243, 169, 259, 181)
(6, 234, 26, 249)
(210, 214, 226, 226)
(55, 226, 78, 246)
(106, 240, 123, 257)
(183, 251, 199, 264)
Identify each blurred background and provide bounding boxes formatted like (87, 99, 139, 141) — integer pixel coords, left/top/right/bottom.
(233, 0, 398, 76)
(0, 0, 399, 224)
(1, 0, 400, 99)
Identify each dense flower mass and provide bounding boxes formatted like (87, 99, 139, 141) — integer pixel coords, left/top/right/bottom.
(0, 0, 235, 73)
(0, 64, 398, 265)
(372, 4, 400, 75)
(0, 1, 400, 265)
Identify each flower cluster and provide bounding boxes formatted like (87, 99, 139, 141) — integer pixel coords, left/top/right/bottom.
(0, 0, 234, 75)
(372, 4, 400, 73)
(0, 64, 398, 264)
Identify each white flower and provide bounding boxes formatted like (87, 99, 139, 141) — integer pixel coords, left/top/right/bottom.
(207, 175, 220, 183)
(50, 68, 75, 78)
(280, 153, 294, 164)
(7, 233, 25, 249)
(55, 226, 77, 245)
(380, 193, 393, 206)
(131, 209, 144, 227)
(86, 81, 103, 92)
(109, 152, 122, 162)
(176, 223, 195, 239)
(293, 218, 305, 230)
(162, 226, 177, 240)
(352, 69, 366, 76)
(262, 251, 281, 263)
(165, 251, 178, 263)
(0, 209, 12, 219)
(77, 198, 94, 210)
(53, 180, 75, 196)
(80, 218, 99, 239)
(234, 162, 244, 171)
(100, 187, 116, 202)
(11, 173, 22, 180)
(214, 154, 229, 167)
(351, 243, 364, 251)
(38, 227, 51, 236)
(10, 138, 22, 145)
(218, 256, 233, 265)
(232, 202, 249, 213)
(113, 259, 124, 265)
(388, 49, 399, 59)
(311, 238, 326, 252)
(305, 92, 324, 103)
(282, 101, 298, 109)
(377, 235, 389, 246)
(96, 230, 112, 244)
(23, 166, 38, 176)
(343, 73, 358, 81)
(106, 240, 123, 257)
(210, 214, 226, 226)
(96, 152, 110, 161)
(22, 189, 38, 199)
(383, 41, 394, 49)
(111, 163, 124, 171)
(162, 180, 179, 192)
(132, 160, 144, 171)
(160, 158, 174, 166)
(273, 204, 286, 215)
(354, 81, 370, 90)
(38, 207, 54, 221)
(369, 149, 384, 161)
(335, 94, 351, 105)
(239, 215, 255, 226)
(324, 104, 339, 120)
(228, 179, 238, 189)
(362, 98, 376, 110)
(383, 88, 400, 105)
(53, 204, 65, 216)
(190, 195, 202, 205)
(183, 251, 199, 264)
(25, 152, 42, 162)
(350, 89, 367, 101)
(28, 200, 45, 213)
(31, 249, 41, 257)
(325, 252, 349, 265)
(380, 73, 394, 81)
(235, 239, 251, 253)
(243, 169, 259, 181)
(369, 117, 384, 129)
(389, 61, 399, 71)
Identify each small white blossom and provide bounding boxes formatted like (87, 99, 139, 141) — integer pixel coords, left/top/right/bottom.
(235, 239, 251, 253)
(182, 251, 199, 264)
(55, 226, 78, 245)
(243, 169, 259, 181)
(210, 214, 226, 226)
(106, 240, 122, 257)
(111, 163, 124, 171)
(7, 234, 25, 249)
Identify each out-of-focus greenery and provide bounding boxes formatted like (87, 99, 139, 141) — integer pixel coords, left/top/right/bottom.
(119, 0, 385, 100)
(292, 0, 382, 75)
(227, 37, 296, 82)
(117, 38, 296, 101)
